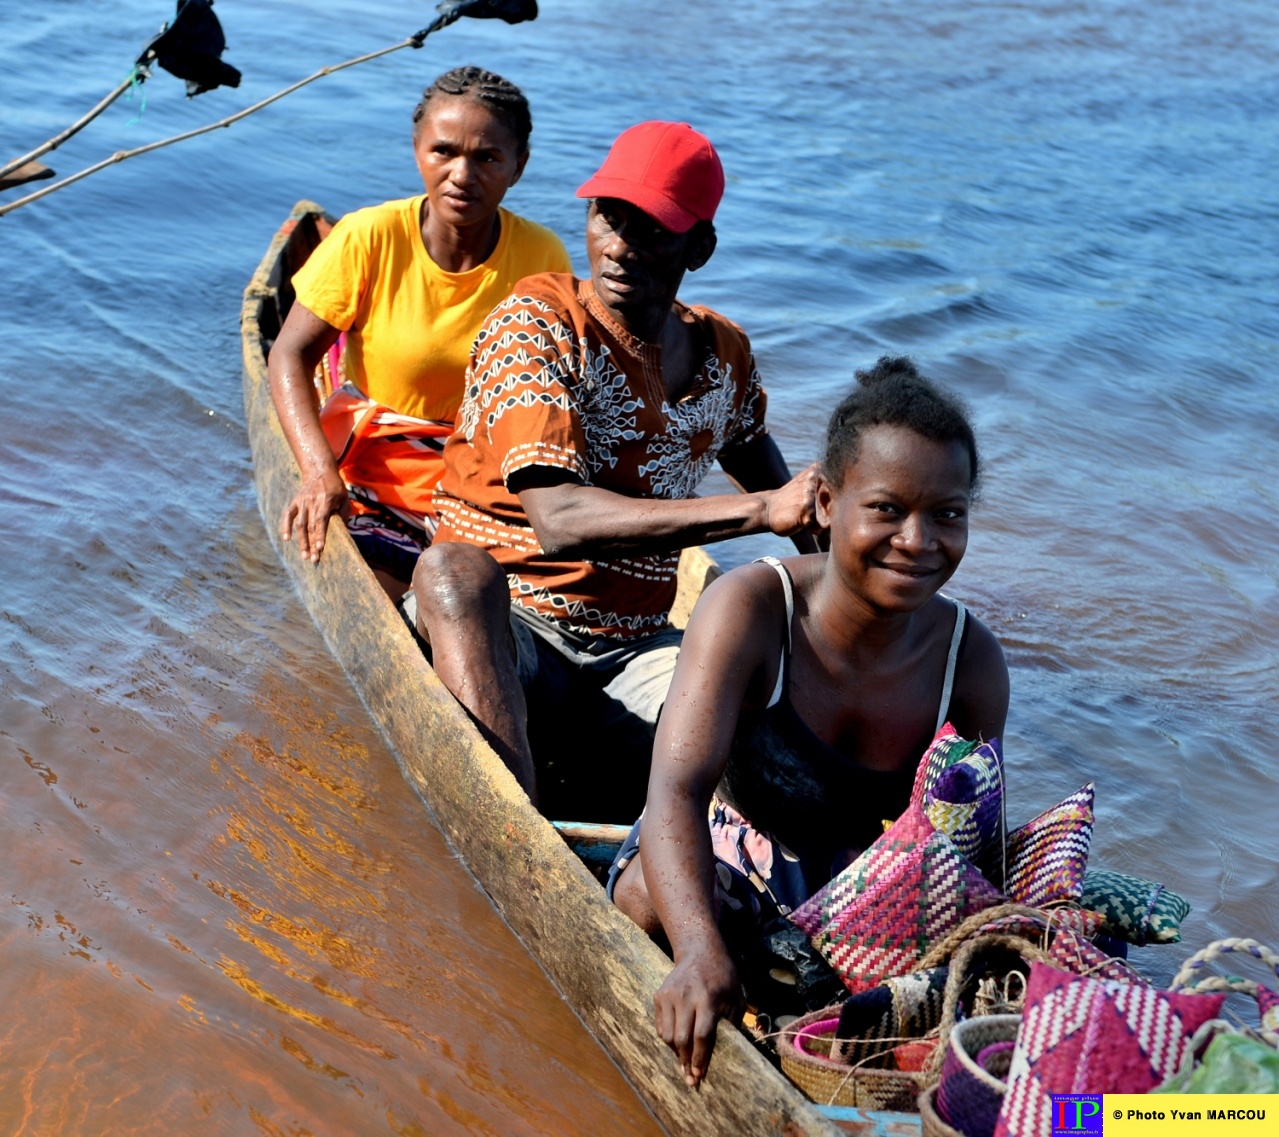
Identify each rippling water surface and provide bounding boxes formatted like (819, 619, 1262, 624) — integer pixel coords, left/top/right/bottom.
(2, 0, 1277, 1131)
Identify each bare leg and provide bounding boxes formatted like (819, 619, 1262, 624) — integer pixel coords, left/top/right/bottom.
(371, 566, 410, 603)
(412, 544, 537, 805)
(613, 852, 663, 936)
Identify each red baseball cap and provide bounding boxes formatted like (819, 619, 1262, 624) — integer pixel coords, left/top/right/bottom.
(576, 121, 725, 234)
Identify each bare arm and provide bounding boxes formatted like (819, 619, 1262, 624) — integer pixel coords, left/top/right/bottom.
(267, 303, 343, 562)
(512, 455, 821, 560)
(718, 433, 821, 555)
(641, 566, 784, 1086)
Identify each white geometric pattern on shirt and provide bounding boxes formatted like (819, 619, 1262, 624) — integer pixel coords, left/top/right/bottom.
(508, 573, 675, 636)
(465, 294, 757, 500)
(458, 296, 575, 442)
(573, 338, 645, 476)
(637, 357, 738, 499)
(588, 553, 680, 585)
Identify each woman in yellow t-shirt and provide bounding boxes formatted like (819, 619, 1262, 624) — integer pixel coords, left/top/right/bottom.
(268, 66, 571, 595)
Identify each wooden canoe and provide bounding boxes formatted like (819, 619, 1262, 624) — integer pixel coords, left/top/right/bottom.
(241, 200, 914, 1137)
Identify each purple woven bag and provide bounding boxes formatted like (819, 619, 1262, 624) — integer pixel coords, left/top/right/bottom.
(935, 1014, 1020, 1137)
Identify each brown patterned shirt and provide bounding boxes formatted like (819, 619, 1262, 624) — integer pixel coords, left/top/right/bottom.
(432, 273, 768, 640)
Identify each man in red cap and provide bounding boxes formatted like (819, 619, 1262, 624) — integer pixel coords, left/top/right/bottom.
(407, 121, 820, 814)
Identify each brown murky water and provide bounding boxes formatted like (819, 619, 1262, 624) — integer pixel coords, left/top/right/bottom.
(0, 503, 661, 1135)
(3, 0, 1278, 1130)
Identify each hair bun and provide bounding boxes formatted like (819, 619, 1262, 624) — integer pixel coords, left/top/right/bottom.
(825, 355, 981, 495)
(855, 355, 922, 388)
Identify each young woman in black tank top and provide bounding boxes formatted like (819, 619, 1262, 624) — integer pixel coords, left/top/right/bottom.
(612, 358, 1010, 1088)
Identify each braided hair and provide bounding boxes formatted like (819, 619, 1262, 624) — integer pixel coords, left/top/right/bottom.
(824, 356, 981, 492)
(412, 66, 532, 153)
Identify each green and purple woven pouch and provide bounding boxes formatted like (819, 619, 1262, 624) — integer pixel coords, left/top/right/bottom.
(924, 741, 1004, 864)
(909, 721, 980, 803)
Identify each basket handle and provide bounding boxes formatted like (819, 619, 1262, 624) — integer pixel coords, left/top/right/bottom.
(914, 903, 1069, 972)
(1169, 938, 1279, 1046)
(1170, 938, 1279, 992)
(928, 933, 1051, 1076)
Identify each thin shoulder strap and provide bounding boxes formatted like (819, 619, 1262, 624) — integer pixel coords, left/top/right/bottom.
(756, 556, 793, 708)
(935, 597, 967, 734)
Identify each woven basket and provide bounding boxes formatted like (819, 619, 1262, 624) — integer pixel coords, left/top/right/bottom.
(778, 1007, 926, 1111)
(934, 1014, 1020, 1137)
(1170, 937, 1279, 1046)
(914, 902, 1093, 973)
(919, 1085, 965, 1137)
(926, 933, 1051, 1077)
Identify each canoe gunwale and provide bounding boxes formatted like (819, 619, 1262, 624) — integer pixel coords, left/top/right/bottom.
(240, 200, 844, 1137)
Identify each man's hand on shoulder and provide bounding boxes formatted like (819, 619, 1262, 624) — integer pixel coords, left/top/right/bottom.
(761, 462, 822, 539)
(717, 434, 823, 553)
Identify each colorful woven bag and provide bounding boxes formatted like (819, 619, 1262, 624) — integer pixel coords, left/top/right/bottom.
(993, 963, 1226, 1137)
(1048, 926, 1149, 985)
(790, 805, 1004, 994)
(935, 1014, 1020, 1137)
(923, 738, 1004, 866)
(1004, 784, 1094, 907)
(911, 722, 980, 805)
(1078, 868, 1191, 945)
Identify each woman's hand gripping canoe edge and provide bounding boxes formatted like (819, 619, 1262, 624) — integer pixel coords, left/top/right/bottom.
(269, 302, 348, 563)
(654, 940, 746, 1089)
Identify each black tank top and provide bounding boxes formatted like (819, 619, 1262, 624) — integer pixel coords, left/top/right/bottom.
(716, 558, 966, 885)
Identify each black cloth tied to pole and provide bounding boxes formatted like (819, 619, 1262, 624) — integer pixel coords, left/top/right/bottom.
(422, 0, 538, 38)
(435, 0, 538, 25)
(138, 0, 241, 97)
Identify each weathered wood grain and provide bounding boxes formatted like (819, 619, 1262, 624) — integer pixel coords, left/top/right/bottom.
(240, 201, 845, 1137)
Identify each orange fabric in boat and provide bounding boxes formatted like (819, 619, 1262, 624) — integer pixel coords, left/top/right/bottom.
(432, 274, 768, 639)
(319, 385, 451, 521)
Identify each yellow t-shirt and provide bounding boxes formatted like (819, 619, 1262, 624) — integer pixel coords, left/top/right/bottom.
(291, 197, 571, 423)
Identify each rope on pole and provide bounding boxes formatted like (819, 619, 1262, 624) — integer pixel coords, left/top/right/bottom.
(0, 36, 419, 219)
(0, 73, 143, 183)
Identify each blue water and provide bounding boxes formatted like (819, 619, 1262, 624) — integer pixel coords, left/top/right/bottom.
(2, 0, 1277, 1129)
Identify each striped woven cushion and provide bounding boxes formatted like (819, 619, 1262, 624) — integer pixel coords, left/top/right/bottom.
(1004, 783, 1094, 907)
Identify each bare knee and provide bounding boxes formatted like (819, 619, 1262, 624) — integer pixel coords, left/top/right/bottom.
(413, 543, 508, 630)
(613, 853, 663, 937)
